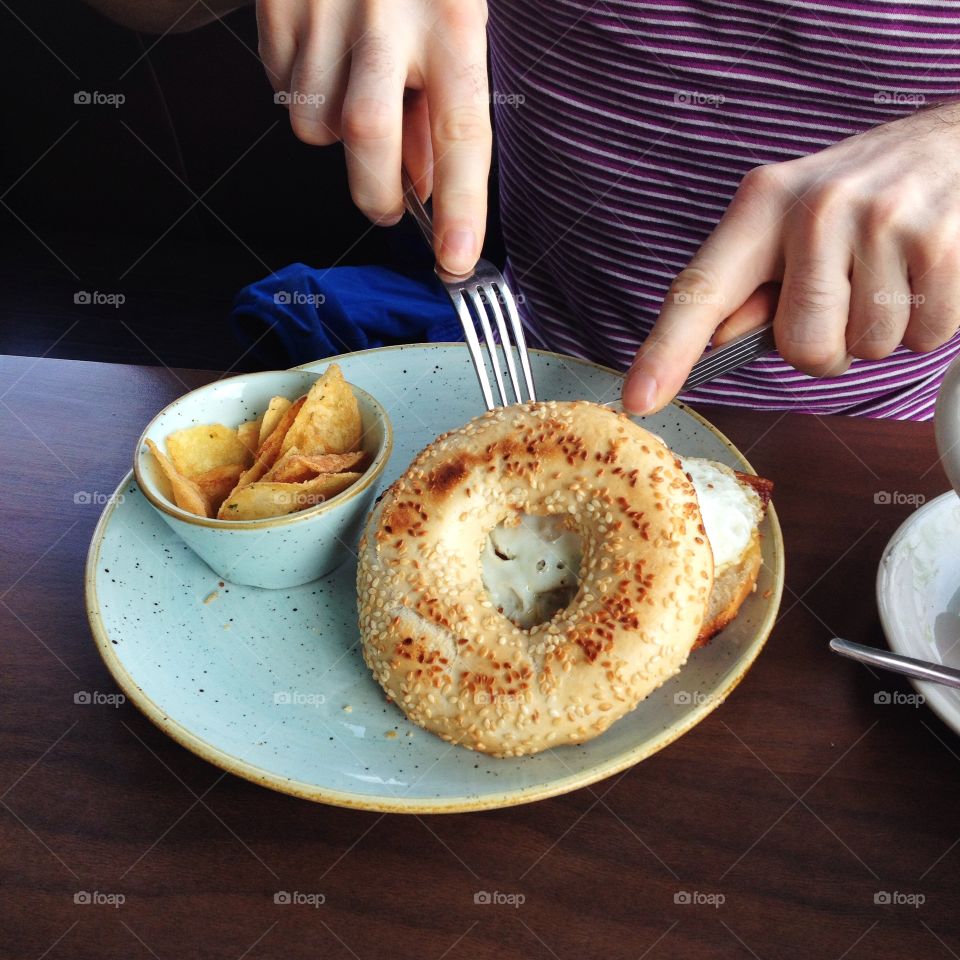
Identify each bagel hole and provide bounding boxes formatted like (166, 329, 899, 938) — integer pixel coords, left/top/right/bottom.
(481, 513, 582, 629)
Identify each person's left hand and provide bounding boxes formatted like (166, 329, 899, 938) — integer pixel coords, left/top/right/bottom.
(623, 101, 960, 414)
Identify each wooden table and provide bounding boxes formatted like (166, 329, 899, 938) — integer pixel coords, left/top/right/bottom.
(2, 354, 958, 960)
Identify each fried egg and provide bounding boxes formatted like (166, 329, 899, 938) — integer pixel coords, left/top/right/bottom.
(680, 457, 761, 572)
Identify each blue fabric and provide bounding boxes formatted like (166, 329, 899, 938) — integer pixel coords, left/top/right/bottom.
(231, 263, 461, 368)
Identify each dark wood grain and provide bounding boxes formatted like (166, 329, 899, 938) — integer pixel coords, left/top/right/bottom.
(1, 354, 958, 960)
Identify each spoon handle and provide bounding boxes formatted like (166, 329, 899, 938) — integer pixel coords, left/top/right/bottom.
(830, 637, 960, 689)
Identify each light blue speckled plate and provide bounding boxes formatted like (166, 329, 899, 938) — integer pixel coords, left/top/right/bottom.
(85, 345, 784, 813)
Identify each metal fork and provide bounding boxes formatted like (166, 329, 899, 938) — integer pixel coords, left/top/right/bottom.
(401, 168, 536, 409)
(681, 322, 777, 392)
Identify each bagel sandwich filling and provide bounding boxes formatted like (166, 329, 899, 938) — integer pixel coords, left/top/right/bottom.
(357, 400, 772, 757)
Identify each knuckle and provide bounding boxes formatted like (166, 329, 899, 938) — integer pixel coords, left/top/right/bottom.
(783, 270, 843, 320)
(289, 111, 335, 145)
(911, 223, 960, 274)
(352, 32, 396, 80)
(903, 312, 960, 353)
(802, 175, 856, 223)
(737, 163, 783, 203)
(341, 97, 395, 143)
(848, 309, 900, 359)
(436, 104, 491, 144)
(667, 265, 725, 309)
(779, 339, 846, 377)
(353, 193, 400, 222)
(435, 0, 489, 32)
(862, 189, 911, 236)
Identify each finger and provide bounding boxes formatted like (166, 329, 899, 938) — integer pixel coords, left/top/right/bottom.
(425, 7, 492, 275)
(256, 0, 296, 93)
(773, 227, 852, 377)
(288, 13, 350, 146)
(341, 31, 406, 223)
(402, 88, 434, 202)
(623, 165, 787, 414)
(712, 282, 781, 346)
(903, 231, 960, 353)
(846, 241, 910, 361)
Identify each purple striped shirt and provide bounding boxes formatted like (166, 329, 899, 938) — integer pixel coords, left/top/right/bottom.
(487, 0, 960, 420)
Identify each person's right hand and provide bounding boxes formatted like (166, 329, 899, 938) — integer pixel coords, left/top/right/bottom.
(257, 0, 491, 276)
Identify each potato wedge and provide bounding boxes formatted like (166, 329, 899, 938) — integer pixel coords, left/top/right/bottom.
(166, 423, 251, 477)
(232, 395, 306, 491)
(193, 462, 246, 512)
(217, 472, 363, 521)
(258, 395, 292, 446)
(236, 418, 261, 455)
(145, 438, 212, 517)
(262, 449, 366, 484)
(281, 364, 361, 457)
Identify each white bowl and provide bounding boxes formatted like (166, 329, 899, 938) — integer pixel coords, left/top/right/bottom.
(133, 369, 392, 589)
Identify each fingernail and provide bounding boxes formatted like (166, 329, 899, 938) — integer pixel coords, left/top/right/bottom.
(623, 371, 658, 415)
(440, 228, 477, 274)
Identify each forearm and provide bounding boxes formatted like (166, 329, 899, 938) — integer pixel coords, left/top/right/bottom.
(83, 0, 250, 34)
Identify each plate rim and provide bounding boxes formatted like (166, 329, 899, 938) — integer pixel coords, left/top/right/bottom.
(85, 343, 785, 814)
(877, 489, 960, 734)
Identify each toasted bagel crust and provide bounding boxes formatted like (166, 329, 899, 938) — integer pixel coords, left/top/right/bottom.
(356, 401, 714, 757)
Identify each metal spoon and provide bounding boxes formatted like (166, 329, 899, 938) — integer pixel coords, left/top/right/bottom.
(830, 637, 960, 689)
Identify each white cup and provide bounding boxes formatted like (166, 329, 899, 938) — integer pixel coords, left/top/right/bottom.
(935, 354, 960, 496)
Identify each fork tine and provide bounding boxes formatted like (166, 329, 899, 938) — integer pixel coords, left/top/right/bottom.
(485, 285, 524, 403)
(453, 291, 495, 410)
(496, 283, 536, 402)
(467, 287, 509, 406)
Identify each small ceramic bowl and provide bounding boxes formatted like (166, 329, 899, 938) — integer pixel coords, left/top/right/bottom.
(133, 369, 392, 589)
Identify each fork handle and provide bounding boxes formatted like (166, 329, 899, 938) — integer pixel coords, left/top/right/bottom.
(400, 167, 435, 248)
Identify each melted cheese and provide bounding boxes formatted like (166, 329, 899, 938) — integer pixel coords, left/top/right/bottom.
(481, 514, 581, 628)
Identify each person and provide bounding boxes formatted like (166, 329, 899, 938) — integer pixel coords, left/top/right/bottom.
(93, 0, 960, 419)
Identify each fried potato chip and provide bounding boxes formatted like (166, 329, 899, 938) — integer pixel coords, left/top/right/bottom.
(193, 462, 246, 512)
(231, 395, 307, 491)
(236, 418, 261, 455)
(281, 364, 361, 457)
(217, 472, 363, 521)
(145, 438, 212, 518)
(259, 395, 292, 446)
(166, 423, 252, 477)
(262, 449, 367, 484)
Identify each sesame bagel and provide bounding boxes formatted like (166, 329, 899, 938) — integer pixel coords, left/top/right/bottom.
(356, 400, 714, 757)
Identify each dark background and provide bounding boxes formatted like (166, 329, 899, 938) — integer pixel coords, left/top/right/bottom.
(0, 0, 503, 371)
